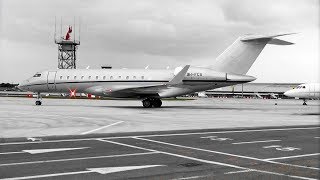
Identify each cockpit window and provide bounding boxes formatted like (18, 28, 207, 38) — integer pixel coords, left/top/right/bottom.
(33, 73, 41, 77)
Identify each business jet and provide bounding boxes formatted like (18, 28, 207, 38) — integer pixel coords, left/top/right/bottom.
(284, 83, 320, 105)
(18, 33, 293, 108)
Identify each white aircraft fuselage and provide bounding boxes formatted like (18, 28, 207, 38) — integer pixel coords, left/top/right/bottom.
(19, 67, 255, 99)
(284, 83, 320, 100)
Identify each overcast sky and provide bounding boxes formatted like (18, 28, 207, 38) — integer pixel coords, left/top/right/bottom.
(0, 0, 319, 83)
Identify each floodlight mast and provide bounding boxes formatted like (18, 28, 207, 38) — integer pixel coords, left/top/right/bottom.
(54, 17, 80, 69)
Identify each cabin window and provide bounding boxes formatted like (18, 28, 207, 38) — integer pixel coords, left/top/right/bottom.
(60, 76, 62, 80)
(133, 76, 136, 79)
(126, 76, 129, 80)
(74, 76, 77, 80)
(110, 76, 113, 80)
(103, 76, 106, 80)
(96, 76, 99, 80)
(88, 76, 91, 80)
(118, 76, 121, 79)
(67, 76, 70, 80)
(81, 76, 84, 80)
(302, 86, 306, 88)
(141, 76, 144, 80)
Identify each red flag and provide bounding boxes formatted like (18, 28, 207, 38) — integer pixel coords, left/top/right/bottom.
(65, 33, 70, 40)
(65, 26, 72, 40)
(68, 26, 72, 33)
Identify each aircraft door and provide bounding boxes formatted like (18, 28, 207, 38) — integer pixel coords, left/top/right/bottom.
(47, 71, 57, 91)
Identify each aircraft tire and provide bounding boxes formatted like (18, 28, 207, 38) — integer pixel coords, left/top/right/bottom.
(142, 99, 152, 108)
(153, 99, 162, 108)
(35, 101, 42, 106)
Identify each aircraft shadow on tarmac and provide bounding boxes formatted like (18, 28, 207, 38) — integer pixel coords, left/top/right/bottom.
(43, 104, 254, 110)
(292, 112, 320, 116)
(100, 105, 260, 110)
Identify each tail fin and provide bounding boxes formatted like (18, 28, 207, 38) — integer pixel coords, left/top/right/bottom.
(210, 33, 294, 74)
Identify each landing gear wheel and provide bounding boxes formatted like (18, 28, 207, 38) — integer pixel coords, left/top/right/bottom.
(35, 100, 42, 106)
(153, 99, 162, 108)
(303, 101, 307, 106)
(35, 92, 42, 106)
(142, 99, 152, 108)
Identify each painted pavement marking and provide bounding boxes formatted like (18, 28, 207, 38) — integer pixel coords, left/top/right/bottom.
(99, 139, 318, 180)
(81, 121, 124, 135)
(22, 147, 90, 154)
(0, 147, 89, 155)
(232, 139, 281, 144)
(0, 165, 164, 180)
(0, 126, 318, 146)
(0, 152, 158, 167)
(133, 137, 319, 170)
(264, 153, 320, 161)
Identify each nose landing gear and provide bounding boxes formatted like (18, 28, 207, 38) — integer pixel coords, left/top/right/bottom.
(35, 92, 42, 106)
(142, 98, 162, 108)
(303, 99, 307, 106)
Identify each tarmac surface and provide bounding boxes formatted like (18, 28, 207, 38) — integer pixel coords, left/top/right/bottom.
(0, 125, 319, 180)
(0, 97, 319, 179)
(0, 97, 319, 138)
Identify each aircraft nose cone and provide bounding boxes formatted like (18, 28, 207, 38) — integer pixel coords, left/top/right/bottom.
(284, 90, 293, 97)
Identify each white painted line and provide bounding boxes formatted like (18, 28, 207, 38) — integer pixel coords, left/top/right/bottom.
(224, 169, 253, 174)
(264, 153, 320, 161)
(0, 165, 165, 180)
(0, 152, 158, 167)
(81, 121, 124, 135)
(101, 139, 317, 180)
(0, 170, 90, 180)
(171, 175, 210, 180)
(87, 165, 165, 174)
(134, 137, 319, 170)
(97, 139, 159, 153)
(22, 147, 89, 154)
(137, 126, 320, 138)
(0, 138, 100, 146)
(0, 147, 89, 155)
(0, 126, 318, 146)
(314, 137, 320, 139)
(0, 151, 25, 155)
(100, 139, 247, 170)
(232, 140, 281, 145)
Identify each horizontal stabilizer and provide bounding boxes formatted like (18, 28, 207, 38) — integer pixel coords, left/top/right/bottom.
(167, 65, 190, 85)
(268, 38, 294, 45)
(240, 33, 296, 42)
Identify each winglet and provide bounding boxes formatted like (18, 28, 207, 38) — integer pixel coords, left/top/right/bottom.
(167, 65, 190, 85)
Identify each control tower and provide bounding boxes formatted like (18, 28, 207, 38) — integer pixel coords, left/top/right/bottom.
(54, 19, 80, 69)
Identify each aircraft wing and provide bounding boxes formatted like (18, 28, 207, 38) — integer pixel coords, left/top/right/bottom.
(86, 65, 191, 98)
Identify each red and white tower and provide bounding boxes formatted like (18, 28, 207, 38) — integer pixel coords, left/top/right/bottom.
(54, 18, 80, 69)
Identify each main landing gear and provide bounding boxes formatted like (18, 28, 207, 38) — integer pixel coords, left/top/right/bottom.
(142, 98, 162, 108)
(35, 92, 42, 106)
